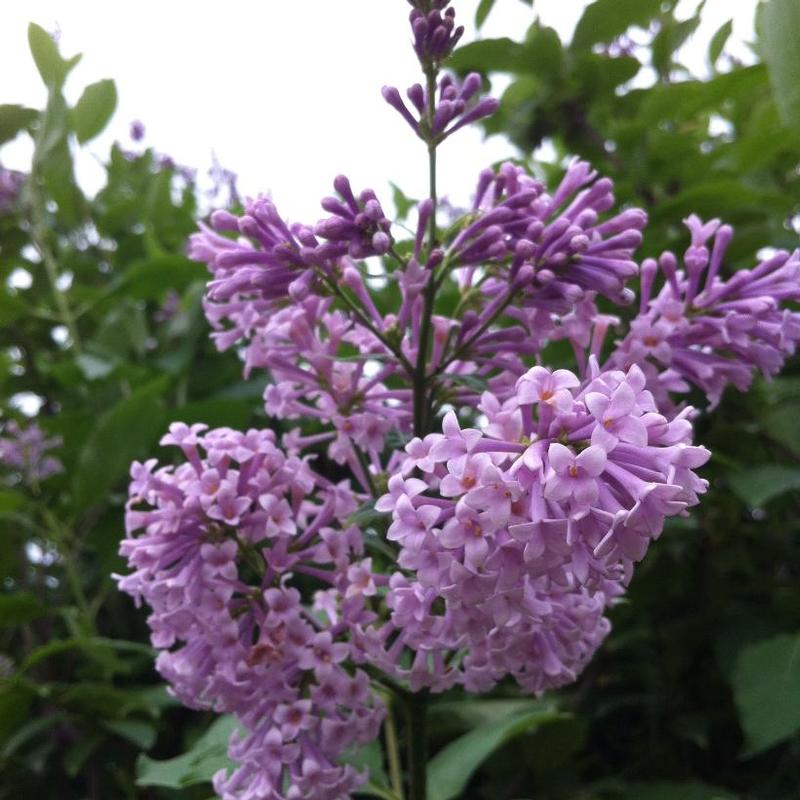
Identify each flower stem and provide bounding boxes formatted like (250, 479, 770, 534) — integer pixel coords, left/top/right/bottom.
(385, 701, 405, 800)
(404, 690, 429, 800)
(413, 67, 440, 437)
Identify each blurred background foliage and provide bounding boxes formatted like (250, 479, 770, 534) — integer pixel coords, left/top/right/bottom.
(0, 0, 799, 798)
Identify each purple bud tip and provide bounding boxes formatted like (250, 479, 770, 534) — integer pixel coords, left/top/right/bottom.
(428, 248, 445, 269)
(382, 85, 401, 103)
(372, 232, 391, 254)
(210, 209, 239, 232)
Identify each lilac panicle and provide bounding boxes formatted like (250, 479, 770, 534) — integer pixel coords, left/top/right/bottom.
(122, 1, 800, 796)
(117, 424, 384, 800)
(611, 215, 800, 407)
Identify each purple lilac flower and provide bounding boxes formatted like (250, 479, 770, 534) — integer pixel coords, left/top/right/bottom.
(0, 420, 62, 486)
(121, 0, 800, 795)
(360, 363, 709, 692)
(610, 215, 800, 408)
(117, 424, 384, 800)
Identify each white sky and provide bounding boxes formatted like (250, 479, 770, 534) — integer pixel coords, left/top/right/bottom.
(0, 0, 756, 224)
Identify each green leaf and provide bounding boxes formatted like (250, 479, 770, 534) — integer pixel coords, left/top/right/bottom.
(426, 705, 564, 800)
(136, 716, 239, 788)
(652, 14, 701, 78)
(572, 0, 662, 51)
(0, 104, 38, 145)
(102, 719, 157, 750)
(475, 0, 496, 29)
(761, 0, 800, 128)
(709, 19, 733, 67)
(727, 465, 800, 507)
(123, 254, 204, 300)
(27, 23, 80, 88)
(732, 633, 800, 755)
(341, 738, 388, 788)
(621, 781, 738, 799)
(449, 38, 527, 74)
(71, 79, 117, 144)
(72, 377, 169, 512)
(0, 592, 47, 627)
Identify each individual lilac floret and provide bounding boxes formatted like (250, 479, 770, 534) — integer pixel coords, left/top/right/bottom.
(118, 424, 384, 800)
(407, 0, 464, 65)
(611, 215, 800, 408)
(0, 420, 62, 486)
(383, 72, 499, 143)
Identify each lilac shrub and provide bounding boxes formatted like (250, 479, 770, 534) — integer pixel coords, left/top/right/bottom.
(118, 2, 800, 798)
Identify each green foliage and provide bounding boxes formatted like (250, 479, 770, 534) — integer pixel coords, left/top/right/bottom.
(761, 0, 800, 129)
(0, 24, 252, 800)
(732, 634, 800, 756)
(137, 716, 238, 788)
(426, 702, 564, 800)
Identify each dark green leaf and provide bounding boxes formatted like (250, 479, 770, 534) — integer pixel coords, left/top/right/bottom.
(709, 19, 733, 67)
(727, 465, 800, 507)
(124, 254, 205, 300)
(427, 705, 565, 800)
(102, 719, 157, 750)
(136, 716, 239, 788)
(572, 0, 662, 51)
(732, 633, 800, 755)
(761, 0, 800, 128)
(0, 104, 38, 145)
(71, 79, 117, 144)
(621, 781, 738, 799)
(0, 592, 47, 627)
(72, 377, 169, 512)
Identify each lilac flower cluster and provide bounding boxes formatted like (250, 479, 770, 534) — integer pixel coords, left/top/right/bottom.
(119, 0, 800, 797)
(0, 420, 62, 486)
(118, 424, 384, 799)
(0, 164, 25, 215)
(356, 362, 709, 692)
(611, 215, 800, 407)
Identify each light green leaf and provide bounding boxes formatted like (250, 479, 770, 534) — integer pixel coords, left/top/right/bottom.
(709, 19, 733, 68)
(572, 0, 662, 51)
(732, 633, 800, 755)
(427, 705, 564, 800)
(72, 79, 117, 143)
(136, 715, 239, 788)
(761, 0, 800, 128)
(448, 38, 527, 74)
(727, 465, 800, 507)
(27, 22, 80, 88)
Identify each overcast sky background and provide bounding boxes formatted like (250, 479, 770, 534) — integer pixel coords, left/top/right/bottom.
(0, 1, 757, 224)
